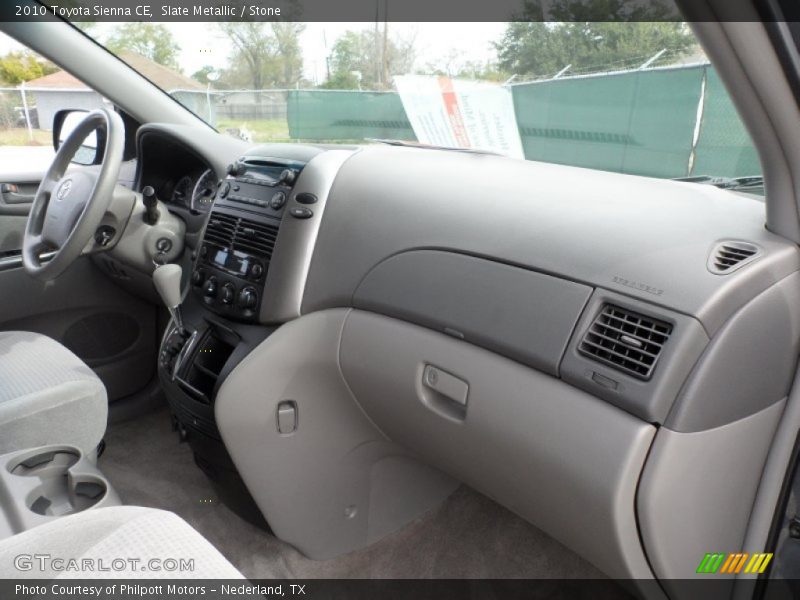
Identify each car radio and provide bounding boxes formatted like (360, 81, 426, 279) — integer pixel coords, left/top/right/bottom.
(217, 157, 305, 216)
(191, 156, 306, 322)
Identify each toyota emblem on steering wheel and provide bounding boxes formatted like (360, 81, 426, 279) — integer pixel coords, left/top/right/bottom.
(56, 179, 73, 201)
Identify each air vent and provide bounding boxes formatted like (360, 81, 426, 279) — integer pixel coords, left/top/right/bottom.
(204, 211, 280, 261)
(579, 304, 672, 380)
(204, 212, 238, 248)
(233, 218, 279, 258)
(708, 241, 760, 275)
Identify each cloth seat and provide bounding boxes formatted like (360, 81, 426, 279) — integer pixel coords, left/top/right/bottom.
(0, 506, 243, 578)
(0, 331, 107, 456)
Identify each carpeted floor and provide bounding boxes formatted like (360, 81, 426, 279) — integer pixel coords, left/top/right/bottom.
(100, 406, 605, 580)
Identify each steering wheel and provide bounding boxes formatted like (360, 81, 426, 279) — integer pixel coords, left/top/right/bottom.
(23, 108, 124, 281)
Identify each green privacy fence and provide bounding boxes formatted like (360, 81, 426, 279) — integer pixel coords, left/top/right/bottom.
(512, 66, 704, 178)
(287, 90, 415, 141)
(286, 65, 760, 179)
(691, 68, 761, 178)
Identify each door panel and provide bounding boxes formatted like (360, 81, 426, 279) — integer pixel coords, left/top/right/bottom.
(0, 152, 155, 405)
(0, 255, 157, 402)
(0, 214, 27, 254)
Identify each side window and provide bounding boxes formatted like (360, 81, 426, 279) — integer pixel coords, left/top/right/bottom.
(0, 31, 108, 174)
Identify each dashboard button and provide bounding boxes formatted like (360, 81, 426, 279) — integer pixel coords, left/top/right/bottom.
(204, 277, 218, 298)
(269, 192, 286, 210)
(238, 286, 258, 310)
(279, 169, 297, 186)
(221, 283, 235, 305)
(295, 193, 317, 205)
(250, 263, 263, 279)
(289, 207, 313, 219)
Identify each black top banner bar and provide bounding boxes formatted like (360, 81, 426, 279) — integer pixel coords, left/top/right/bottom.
(0, 0, 791, 22)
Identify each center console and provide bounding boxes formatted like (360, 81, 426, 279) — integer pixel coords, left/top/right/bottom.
(190, 155, 305, 323)
(0, 445, 120, 539)
(157, 149, 318, 528)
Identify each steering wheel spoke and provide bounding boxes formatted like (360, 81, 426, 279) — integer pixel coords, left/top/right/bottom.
(39, 175, 59, 196)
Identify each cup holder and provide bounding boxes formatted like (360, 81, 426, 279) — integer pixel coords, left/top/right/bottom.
(9, 450, 79, 477)
(27, 476, 107, 517)
(8, 448, 107, 517)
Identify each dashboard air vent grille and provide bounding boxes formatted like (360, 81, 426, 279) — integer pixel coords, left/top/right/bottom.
(203, 212, 238, 248)
(708, 241, 760, 274)
(204, 211, 280, 260)
(579, 304, 672, 380)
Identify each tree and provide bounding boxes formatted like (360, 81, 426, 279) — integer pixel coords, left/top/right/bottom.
(0, 51, 58, 85)
(319, 71, 361, 91)
(495, 1, 696, 79)
(106, 23, 181, 70)
(323, 28, 415, 90)
(191, 65, 217, 85)
(216, 23, 305, 89)
(420, 49, 507, 82)
(272, 23, 304, 88)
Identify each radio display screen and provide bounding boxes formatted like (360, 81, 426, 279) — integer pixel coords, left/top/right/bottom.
(212, 248, 250, 276)
(242, 168, 279, 184)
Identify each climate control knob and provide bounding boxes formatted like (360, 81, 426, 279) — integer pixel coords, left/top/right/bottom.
(204, 276, 218, 298)
(238, 286, 258, 310)
(191, 270, 204, 287)
(221, 282, 236, 305)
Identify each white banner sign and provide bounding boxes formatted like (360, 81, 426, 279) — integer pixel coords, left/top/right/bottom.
(395, 75, 524, 159)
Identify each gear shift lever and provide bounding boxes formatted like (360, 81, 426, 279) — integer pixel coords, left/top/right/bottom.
(153, 264, 185, 334)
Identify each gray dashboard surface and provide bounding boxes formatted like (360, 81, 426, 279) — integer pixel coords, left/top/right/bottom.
(135, 124, 249, 181)
(303, 145, 800, 336)
(353, 249, 592, 376)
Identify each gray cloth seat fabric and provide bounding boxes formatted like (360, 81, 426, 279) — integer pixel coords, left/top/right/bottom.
(0, 331, 107, 456)
(0, 506, 244, 578)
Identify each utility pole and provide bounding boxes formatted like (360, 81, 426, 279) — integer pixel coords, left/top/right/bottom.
(382, 0, 389, 89)
(374, 0, 380, 87)
(323, 29, 330, 81)
(19, 82, 32, 142)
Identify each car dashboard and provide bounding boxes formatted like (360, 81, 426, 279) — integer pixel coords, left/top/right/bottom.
(130, 123, 800, 595)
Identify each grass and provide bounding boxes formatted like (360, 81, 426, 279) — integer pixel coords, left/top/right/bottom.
(216, 119, 290, 143)
(0, 128, 52, 146)
(215, 118, 365, 145)
(0, 121, 362, 148)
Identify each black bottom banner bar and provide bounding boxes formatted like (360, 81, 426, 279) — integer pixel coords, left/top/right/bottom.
(0, 578, 786, 600)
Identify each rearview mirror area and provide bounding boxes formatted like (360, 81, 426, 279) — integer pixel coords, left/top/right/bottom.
(52, 109, 105, 166)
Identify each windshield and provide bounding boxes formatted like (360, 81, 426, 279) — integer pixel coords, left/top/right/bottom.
(6, 21, 764, 187)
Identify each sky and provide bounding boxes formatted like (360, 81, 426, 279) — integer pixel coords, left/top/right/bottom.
(0, 22, 508, 86)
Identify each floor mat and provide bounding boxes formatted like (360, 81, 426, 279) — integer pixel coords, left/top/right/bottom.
(100, 407, 605, 580)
